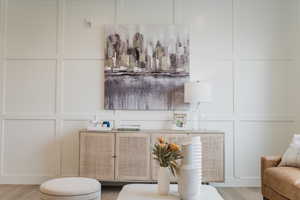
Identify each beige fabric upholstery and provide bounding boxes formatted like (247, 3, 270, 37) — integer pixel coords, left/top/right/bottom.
(261, 156, 300, 200)
(40, 177, 101, 200)
(40, 192, 101, 200)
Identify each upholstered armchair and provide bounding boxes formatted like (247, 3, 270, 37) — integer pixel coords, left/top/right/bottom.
(261, 156, 300, 200)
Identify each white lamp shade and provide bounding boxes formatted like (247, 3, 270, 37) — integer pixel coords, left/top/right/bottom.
(184, 81, 212, 103)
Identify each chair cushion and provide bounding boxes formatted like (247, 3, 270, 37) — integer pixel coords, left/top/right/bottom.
(40, 177, 101, 196)
(264, 167, 300, 200)
(279, 134, 300, 167)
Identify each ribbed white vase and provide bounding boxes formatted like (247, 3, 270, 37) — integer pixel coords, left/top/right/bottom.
(158, 167, 170, 195)
(178, 136, 202, 200)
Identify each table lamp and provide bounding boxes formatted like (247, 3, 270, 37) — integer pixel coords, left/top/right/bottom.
(184, 81, 212, 130)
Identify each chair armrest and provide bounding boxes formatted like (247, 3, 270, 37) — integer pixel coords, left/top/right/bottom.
(261, 156, 281, 185)
(261, 156, 281, 171)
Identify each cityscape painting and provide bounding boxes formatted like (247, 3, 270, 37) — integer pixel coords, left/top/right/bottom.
(104, 25, 189, 110)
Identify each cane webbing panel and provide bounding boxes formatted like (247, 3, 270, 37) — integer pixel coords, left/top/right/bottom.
(116, 133, 151, 181)
(80, 133, 115, 180)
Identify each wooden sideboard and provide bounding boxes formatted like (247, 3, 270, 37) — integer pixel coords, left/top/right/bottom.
(79, 130, 224, 183)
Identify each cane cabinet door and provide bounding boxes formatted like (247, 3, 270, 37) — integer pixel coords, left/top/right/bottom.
(116, 133, 151, 181)
(80, 133, 115, 180)
(151, 133, 188, 181)
(191, 134, 224, 182)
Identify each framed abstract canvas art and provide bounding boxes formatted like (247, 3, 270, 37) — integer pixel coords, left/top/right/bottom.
(104, 25, 189, 110)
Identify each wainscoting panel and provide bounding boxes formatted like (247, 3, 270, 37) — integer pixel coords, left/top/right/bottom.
(236, 0, 298, 59)
(61, 120, 88, 176)
(119, 120, 173, 131)
(5, 60, 56, 114)
(0, 0, 3, 115)
(190, 61, 234, 115)
(118, 0, 173, 24)
(63, 60, 104, 113)
(238, 61, 291, 117)
(0, 64, 2, 114)
(64, 0, 115, 59)
(6, 0, 58, 58)
(287, 62, 300, 117)
(178, 0, 233, 60)
(0, 0, 2, 58)
(0, 0, 298, 186)
(115, 111, 172, 121)
(0, 119, 3, 175)
(3, 119, 58, 176)
(235, 121, 294, 179)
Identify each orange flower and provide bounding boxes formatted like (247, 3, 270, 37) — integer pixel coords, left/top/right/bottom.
(158, 137, 165, 144)
(169, 143, 180, 152)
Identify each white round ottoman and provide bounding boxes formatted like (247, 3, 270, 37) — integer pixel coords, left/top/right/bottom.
(40, 177, 101, 200)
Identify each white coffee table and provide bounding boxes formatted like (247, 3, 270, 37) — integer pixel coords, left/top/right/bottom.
(117, 184, 224, 200)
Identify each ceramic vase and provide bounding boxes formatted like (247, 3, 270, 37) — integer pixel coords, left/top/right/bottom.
(178, 136, 202, 200)
(158, 167, 170, 195)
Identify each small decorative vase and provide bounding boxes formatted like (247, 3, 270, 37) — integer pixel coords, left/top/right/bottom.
(158, 167, 170, 195)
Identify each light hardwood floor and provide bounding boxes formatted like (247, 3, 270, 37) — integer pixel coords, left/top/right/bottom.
(0, 185, 262, 200)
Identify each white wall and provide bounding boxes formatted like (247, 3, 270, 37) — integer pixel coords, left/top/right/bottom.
(295, 1, 300, 134)
(0, 0, 298, 186)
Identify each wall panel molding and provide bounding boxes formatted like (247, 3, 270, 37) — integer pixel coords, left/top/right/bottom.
(234, 121, 294, 179)
(2, 119, 58, 177)
(117, 0, 173, 24)
(6, 0, 58, 58)
(0, 0, 6, 115)
(0, 119, 4, 176)
(5, 60, 57, 114)
(235, 0, 298, 60)
(0, 0, 297, 186)
(55, 1, 65, 177)
(115, 0, 120, 24)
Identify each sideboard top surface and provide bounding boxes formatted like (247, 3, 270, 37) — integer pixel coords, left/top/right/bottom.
(79, 129, 224, 135)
